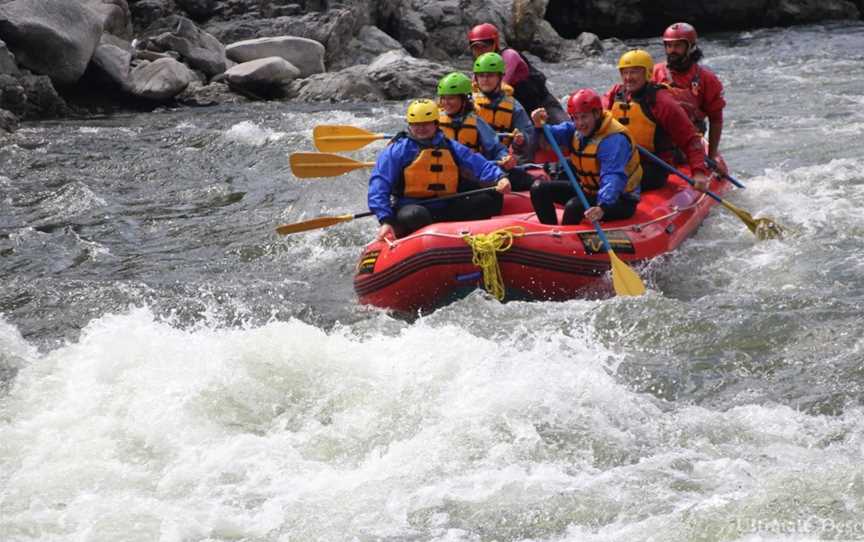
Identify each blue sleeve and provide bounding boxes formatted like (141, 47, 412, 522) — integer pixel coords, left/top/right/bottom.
(368, 141, 410, 223)
(450, 139, 505, 184)
(510, 101, 535, 151)
(476, 118, 508, 161)
(596, 133, 631, 206)
(538, 121, 576, 150)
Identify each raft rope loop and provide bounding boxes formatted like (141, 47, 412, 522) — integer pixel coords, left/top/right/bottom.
(462, 226, 525, 301)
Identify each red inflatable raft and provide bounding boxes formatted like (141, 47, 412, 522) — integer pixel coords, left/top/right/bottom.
(353, 164, 731, 313)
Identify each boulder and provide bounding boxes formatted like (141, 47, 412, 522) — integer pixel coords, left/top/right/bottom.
(224, 56, 300, 96)
(205, 8, 360, 67)
(225, 36, 324, 77)
(0, 107, 17, 132)
(176, 80, 249, 105)
(0, 39, 19, 76)
(140, 15, 225, 76)
(0, 73, 68, 119)
(127, 57, 192, 100)
(286, 65, 384, 102)
(329, 25, 406, 71)
(90, 40, 132, 89)
(0, 0, 103, 86)
(366, 49, 452, 100)
(86, 0, 133, 40)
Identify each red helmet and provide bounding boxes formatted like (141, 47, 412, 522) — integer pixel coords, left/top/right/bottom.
(567, 89, 602, 116)
(663, 22, 697, 48)
(468, 23, 500, 50)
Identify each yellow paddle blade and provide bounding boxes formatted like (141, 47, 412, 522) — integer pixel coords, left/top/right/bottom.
(719, 199, 784, 240)
(275, 214, 355, 235)
(608, 250, 646, 296)
(313, 125, 386, 152)
(289, 152, 375, 178)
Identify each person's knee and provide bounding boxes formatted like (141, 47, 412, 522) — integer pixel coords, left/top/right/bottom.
(561, 199, 586, 225)
(396, 205, 432, 234)
(530, 179, 546, 194)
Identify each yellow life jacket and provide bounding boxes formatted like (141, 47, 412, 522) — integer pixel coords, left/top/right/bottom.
(402, 141, 460, 198)
(609, 83, 673, 153)
(473, 93, 516, 144)
(439, 112, 480, 153)
(569, 112, 643, 197)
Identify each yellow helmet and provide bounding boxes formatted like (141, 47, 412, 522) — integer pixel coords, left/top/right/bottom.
(617, 49, 653, 79)
(406, 99, 439, 124)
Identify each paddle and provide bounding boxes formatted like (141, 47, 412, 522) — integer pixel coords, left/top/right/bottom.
(542, 124, 646, 297)
(313, 125, 390, 152)
(705, 155, 746, 189)
(289, 152, 375, 178)
(275, 186, 499, 236)
(313, 124, 515, 152)
(638, 146, 784, 240)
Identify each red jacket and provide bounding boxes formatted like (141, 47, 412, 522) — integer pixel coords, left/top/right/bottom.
(603, 83, 708, 176)
(652, 62, 725, 127)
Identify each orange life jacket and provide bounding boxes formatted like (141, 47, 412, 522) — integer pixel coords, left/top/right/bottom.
(569, 112, 642, 197)
(402, 141, 460, 198)
(438, 112, 480, 152)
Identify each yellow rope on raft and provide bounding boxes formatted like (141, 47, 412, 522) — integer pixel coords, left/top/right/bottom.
(462, 226, 525, 301)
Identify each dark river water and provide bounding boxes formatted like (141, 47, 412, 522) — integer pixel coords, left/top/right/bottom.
(2, 22, 864, 541)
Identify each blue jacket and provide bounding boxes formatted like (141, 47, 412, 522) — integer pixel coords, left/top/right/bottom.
(541, 121, 640, 206)
(368, 130, 505, 224)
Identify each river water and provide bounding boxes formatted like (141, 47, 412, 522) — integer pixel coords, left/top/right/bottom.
(2, 22, 864, 541)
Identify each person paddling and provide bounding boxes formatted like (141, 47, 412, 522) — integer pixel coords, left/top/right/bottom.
(467, 23, 568, 125)
(529, 89, 642, 226)
(472, 52, 534, 164)
(603, 49, 710, 191)
(369, 99, 511, 241)
(437, 72, 535, 191)
(652, 22, 727, 172)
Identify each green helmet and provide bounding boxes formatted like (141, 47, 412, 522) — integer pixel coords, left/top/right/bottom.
(437, 72, 473, 96)
(473, 52, 505, 74)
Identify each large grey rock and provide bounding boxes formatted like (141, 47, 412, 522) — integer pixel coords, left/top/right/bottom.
(225, 36, 324, 77)
(205, 8, 359, 68)
(0, 0, 103, 85)
(224, 56, 300, 91)
(86, 0, 132, 40)
(286, 65, 384, 102)
(366, 49, 452, 100)
(141, 15, 226, 76)
(91, 40, 132, 88)
(0, 73, 68, 119)
(176, 80, 249, 105)
(0, 107, 17, 132)
(0, 39, 19, 75)
(330, 25, 406, 71)
(128, 57, 192, 100)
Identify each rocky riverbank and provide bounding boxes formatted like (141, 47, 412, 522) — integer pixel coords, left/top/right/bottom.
(0, 0, 860, 131)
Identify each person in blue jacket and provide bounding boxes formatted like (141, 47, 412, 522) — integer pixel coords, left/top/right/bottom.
(529, 88, 643, 225)
(369, 99, 512, 241)
(436, 72, 536, 191)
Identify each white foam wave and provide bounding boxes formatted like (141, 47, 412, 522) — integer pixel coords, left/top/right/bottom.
(2, 308, 862, 540)
(223, 121, 287, 146)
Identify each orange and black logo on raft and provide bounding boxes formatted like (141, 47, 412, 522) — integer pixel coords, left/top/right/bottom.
(356, 250, 380, 275)
(579, 231, 635, 255)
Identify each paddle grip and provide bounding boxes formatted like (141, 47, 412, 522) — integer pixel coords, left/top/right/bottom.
(637, 146, 724, 205)
(705, 155, 745, 188)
